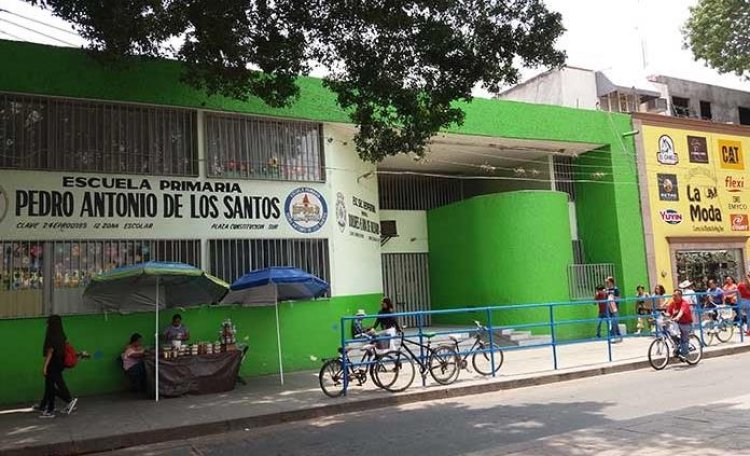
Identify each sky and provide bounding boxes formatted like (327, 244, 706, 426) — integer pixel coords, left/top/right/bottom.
(0, 0, 747, 96)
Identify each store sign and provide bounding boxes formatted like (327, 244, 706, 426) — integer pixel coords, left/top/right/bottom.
(0, 171, 330, 240)
(659, 209, 683, 224)
(725, 176, 745, 192)
(687, 185, 722, 223)
(657, 135, 678, 165)
(731, 214, 749, 231)
(687, 136, 709, 164)
(657, 174, 679, 201)
(719, 139, 744, 170)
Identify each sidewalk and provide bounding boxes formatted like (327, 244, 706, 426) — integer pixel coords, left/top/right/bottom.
(2, 332, 749, 456)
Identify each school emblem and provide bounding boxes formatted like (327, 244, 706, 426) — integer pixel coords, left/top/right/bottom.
(285, 187, 328, 233)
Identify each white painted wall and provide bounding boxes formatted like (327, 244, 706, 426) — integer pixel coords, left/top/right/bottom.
(380, 210, 429, 254)
(499, 67, 598, 110)
(324, 123, 383, 297)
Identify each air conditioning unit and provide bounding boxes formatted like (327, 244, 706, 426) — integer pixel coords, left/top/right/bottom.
(646, 98, 668, 113)
(380, 220, 398, 237)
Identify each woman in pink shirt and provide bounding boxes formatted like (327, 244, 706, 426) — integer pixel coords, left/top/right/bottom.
(122, 333, 146, 393)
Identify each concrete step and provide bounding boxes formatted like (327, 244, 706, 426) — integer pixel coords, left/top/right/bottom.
(508, 331, 533, 341)
(516, 336, 553, 347)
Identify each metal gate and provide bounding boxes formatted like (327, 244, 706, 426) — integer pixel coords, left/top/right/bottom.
(381, 253, 431, 327)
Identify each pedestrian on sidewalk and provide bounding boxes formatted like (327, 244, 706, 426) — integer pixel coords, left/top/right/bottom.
(737, 274, 750, 336)
(723, 276, 738, 307)
(594, 286, 608, 338)
(605, 277, 622, 342)
(38, 315, 78, 418)
(635, 285, 651, 335)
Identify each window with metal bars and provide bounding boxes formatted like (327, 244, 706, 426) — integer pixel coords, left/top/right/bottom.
(204, 113, 325, 182)
(378, 174, 463, 210)
(0, 239, 201, 318)
(208, 239, 330, 293)
(0, 93, 198, 175)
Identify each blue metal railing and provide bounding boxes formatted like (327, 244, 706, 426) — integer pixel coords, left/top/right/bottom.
(336, 290, 746, 395)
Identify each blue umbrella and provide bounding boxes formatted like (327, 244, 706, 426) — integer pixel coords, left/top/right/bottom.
(222, 267, 329, 384)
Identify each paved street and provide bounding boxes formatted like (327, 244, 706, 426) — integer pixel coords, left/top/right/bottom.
(102, 351, 750, 456)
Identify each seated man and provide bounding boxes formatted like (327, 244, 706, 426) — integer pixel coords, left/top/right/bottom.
(351, 309, 374, 340)
(122, 333, 146, 393)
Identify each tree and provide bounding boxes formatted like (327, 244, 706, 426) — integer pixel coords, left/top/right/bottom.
(684, 0, 750, 79)
(29, 0, 566, 163)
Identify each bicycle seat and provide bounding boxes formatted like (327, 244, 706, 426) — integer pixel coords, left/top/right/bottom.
(422, 332, 437, 339)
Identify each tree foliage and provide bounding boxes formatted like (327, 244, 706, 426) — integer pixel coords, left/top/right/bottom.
(29, 0, 566, 162)
(684, 0, 750, 79)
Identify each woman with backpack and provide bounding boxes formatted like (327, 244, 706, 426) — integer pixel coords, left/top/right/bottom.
(38, 314, 78, 418)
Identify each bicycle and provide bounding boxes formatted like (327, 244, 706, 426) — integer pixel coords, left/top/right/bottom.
(700, 304, 735, 345)
(648, 316, 703, 370)
(318, 340, 399, 397)
(444, 320, 504, 378)
(374, 331, 460, 392)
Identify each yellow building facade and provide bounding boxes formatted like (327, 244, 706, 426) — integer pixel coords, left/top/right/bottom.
(633, 113, 750, 291)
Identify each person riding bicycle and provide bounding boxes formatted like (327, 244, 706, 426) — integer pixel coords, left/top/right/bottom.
(704, 279, 724, 322)
(666, 289, 693, 361)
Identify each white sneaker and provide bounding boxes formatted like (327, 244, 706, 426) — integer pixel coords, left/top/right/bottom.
(39, 410, 56, 419)
(63, 398, 78, 415)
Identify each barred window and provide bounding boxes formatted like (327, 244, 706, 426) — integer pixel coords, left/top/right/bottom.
(208, 239, 330, 291)
(0, 93, 198, 176)
(379, 174, 463, 210)
(0, 239, 201, 318)
(205, 113, 324, 182)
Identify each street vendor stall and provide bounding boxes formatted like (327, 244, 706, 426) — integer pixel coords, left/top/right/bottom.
(82, 261, 230, 401)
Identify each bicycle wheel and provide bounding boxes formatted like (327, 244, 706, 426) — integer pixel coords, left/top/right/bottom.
(472, 343, 504, 376)
(702, 319, 717, 346)
(648, 338, 669, 370)
(376, 351, 416, 393)
(429, 345, 460, 385)
(370, 353, 397, 390)
(716, 320, 734, 343)
(685, 335, 703, 365)
(319, 359, 346, 398)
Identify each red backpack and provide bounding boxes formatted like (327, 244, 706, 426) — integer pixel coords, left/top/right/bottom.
(64, 343, 78, 368)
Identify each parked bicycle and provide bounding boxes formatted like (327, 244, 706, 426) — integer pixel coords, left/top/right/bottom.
(319, 341, 399, 397)
(648, 315, 703, 370)
(700, 304, 735, 345)
(444, 320, 504, 378)
(374, 331, 460, 392)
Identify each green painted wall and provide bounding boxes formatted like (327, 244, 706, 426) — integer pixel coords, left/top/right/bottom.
(428, 191, 582, 333)
(1, 39, 644, 148)
(0, 294, 380, 405)
(574, 138, 649, 320)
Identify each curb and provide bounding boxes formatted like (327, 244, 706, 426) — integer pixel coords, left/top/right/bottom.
(6, 342, 750, 456)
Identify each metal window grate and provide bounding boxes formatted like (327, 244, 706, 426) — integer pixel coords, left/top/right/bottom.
(208, 238, 330, 292)
(567, 263, 615, 300)
(0, 93, 198, 175)
(378, 174, 463, 210)
(205, 113, 325, 182)
(381, 253, 431, 327)
(0, 239, 201, 318)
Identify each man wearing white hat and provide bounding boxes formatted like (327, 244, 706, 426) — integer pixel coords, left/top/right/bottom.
(351, 309, 374, 340)
(679, 280, 696, 307)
